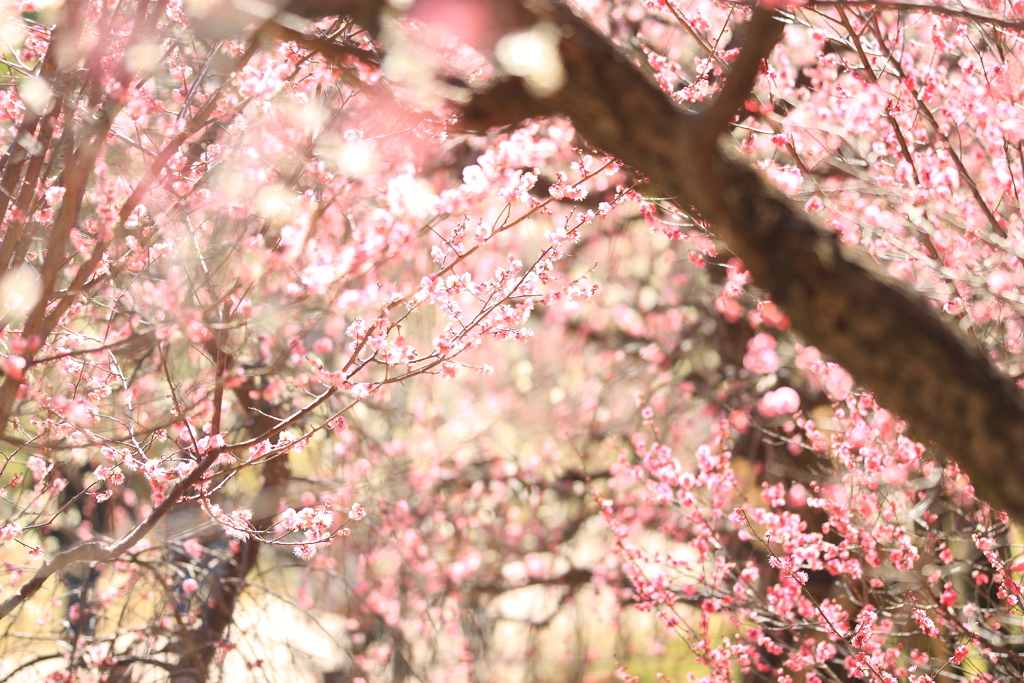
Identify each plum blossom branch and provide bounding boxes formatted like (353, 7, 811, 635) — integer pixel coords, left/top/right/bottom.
(805, 0, 1024, 32)
(699, 8, 786, 141)
(736, 509, 892, 683)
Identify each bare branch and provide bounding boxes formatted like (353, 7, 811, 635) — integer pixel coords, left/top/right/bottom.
(806, 0, 1024, 32)
(698, 7, 785, 141)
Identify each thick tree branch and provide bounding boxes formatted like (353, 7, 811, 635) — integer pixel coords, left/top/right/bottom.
(698, 8, 785, 141)
(287, 0, 1024, 519)
(283, 0, 383, 34)
(459, 78, 553, 131)
(540, 2, 1024, 518)
(543, 2, 1024, 518)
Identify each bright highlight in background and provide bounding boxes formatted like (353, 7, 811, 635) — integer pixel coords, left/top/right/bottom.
(495, 23, 566, 97)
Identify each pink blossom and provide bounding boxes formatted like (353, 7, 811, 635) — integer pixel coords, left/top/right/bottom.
(757, 387, 801, 418)
(4, 4, 1024, 679)
(184, 538, 204, 558)
(1, 356, 25, 381)
(294, 544, 317, 561)
(0, 522, 22, 543)
(822, 364, 854, 401)
(757, 301, 791, 330)
(912, 608, 940, 638)
(744, 333, 779, 375)
(729, 409, 750, 432)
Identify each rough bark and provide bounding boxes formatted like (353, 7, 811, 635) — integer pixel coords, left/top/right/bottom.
(285, 0, 1024, 518)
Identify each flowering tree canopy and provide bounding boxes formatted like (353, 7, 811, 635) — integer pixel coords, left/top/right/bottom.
(4, 0, 1024, 681)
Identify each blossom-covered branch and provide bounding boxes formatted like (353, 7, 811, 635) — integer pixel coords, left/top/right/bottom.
(293, 0, 1024, 519)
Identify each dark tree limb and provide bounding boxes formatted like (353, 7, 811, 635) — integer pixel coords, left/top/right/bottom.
(698, 8, 785, 141)
(538, 1, 1024, 518)
(284, 0, 1024, 519)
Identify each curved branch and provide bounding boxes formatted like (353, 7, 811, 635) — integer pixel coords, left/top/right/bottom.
(537, 2, 1024, 518)
(698, 8, 785, 140)
(0, 443, 223, 620)
(805, 0, 1024, 32)
(0, 385, 333, 621)
(293, 0, 1024, 518)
